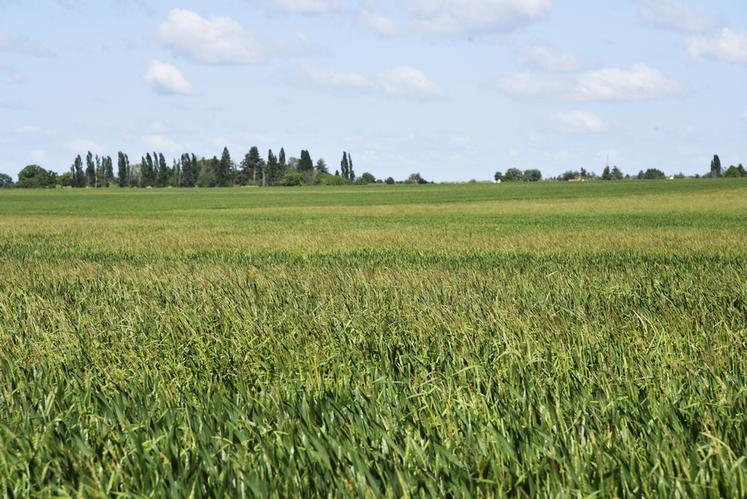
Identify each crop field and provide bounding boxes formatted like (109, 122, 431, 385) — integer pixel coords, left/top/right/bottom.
(0, 179, 746, 496)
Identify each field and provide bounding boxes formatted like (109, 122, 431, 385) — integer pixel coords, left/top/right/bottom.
(0, 179, 746, 496)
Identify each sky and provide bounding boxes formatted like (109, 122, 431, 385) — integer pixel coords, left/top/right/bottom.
(1, 0, 746, 181)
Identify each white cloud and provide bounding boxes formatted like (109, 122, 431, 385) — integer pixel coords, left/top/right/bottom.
(407, 0, 552, 36)
(268, 0, 341, 14)
(15, 125, 43, 134)
(576, 64, 684, 101)
(638, 0, 722, 34)
(299, 65, 444, 100)
(30, 148, 47, 161)
(144, 60, 198, 96)
(554, 111, 607, 133)
(156, 9, 264, 65)
(142, 134, 182, 153)
(686, 29, 747, 64)
(497, 71, 569, 98)
(360, 11, 401, 37)
(0, 32, 55, 57)
(521, 45, 581, 72)
(300, 66, 372, 91)
(65, 139, 102, 153)
(148, 121, 169, 133)
(377, 66, 445, 99)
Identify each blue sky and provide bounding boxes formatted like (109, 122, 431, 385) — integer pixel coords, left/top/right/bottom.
(1, 0, 746, 181)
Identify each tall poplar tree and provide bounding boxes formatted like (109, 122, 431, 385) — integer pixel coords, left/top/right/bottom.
(85, 151, 96, 187)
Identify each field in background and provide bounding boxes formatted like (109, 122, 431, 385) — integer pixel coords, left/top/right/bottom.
(1, 180, 746, 496)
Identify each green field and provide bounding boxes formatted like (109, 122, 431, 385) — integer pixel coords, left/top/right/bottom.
(1, 180, 746, 496)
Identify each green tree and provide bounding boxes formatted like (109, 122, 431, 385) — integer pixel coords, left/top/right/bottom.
(640, 168, 666, 180)
(180, 154, 199, 187)
(241, 147, 263, 185)
(117, 152, 130, 187)
(348, 153, 355, 181)
(197, 157, 219, 187)
(277, 171, 305, 186)
(710, 155, 722, 177)
(266, 149, 280, 185)
(611, 166, 624, 180)
(358, 172, 376, 184)
(215, 147, 234, 187)
(405, 173, 428, 184)
(602, 166, 612, 180)
(494, 171, 504, 182)
(71, 155, 85, 187)
(503, 168, 524, 182)
(523, 169, 542, 182)
(85, 151, 96, 187)
(315, 158, 329, 174)
(340, 152, 350, 181)
(299, 150, 314, 173)
(0, 173, 14, 188)
(17, 164, 55, 188)
(385, 177, 395, 185)
(156, 153, 170, 187)
(724, 165, 740, 177)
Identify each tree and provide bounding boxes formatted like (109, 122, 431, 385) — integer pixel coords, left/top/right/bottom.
(85, 151, 96, 187)
(241, 147, 263, 185)
(156, 153, 170, 187)
(298, 150, 314, 173)
(348, 153, 355, 181)
(358, 172, 376, 184)
(523, 169, 542, 182)
(17, 164, 55, 188)
(561, 170, 580, 181)
(494, 171, 504, 182)
(117, 152, 130, 187)
(70, 155, 85, 187)
(385, 177, 395, 185)
(725, 165, 740, 177)
(710, 155, 722, 178)
(0, 173, 14, 188)
(611, 166, 624, 180)
(602, 166, 612, 180)
(739, 164, 746, 177)
(179, 153, 199, 187)
(315, 158, 329, 174)
(263, 149, 279, 185)
(216, 147, 234, 187)
(405, 173, 428, 184)
(277, 171, 305, 186)
(503, 168, 524, 182)
(340, 152, 350, 181)
(640, 168, 666, 180)
(103, 156, 114, 186)
(197, 157, 219, 187)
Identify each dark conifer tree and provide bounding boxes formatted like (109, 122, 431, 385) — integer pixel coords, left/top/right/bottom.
(71, 155, 85, 187)
(117, 152, 130, 187)
(299, 150, 314, 173)
(710, 155, 722, 177)
(340, 152, 349, 181)
(217, 147, 234, 186)
(266, 149, 279, 185)
(85, 151, 96, 187)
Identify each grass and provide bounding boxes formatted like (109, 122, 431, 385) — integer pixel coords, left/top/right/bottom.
(0, 179, 745, 496)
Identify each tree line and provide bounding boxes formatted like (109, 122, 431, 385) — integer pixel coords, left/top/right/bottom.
(494, 155, 746, 183)
(2, 150, 745, 189)
(1, 147, 420, 189)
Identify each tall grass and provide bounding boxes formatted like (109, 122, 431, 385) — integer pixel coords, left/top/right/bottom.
(1, 180, 745, 496)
